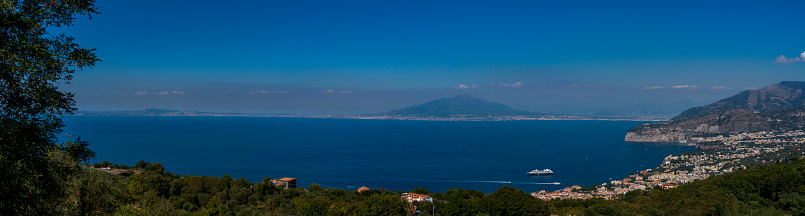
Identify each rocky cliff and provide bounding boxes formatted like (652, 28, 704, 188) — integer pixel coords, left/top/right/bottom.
(626, 109, 771, 142)
(762, 108, 805, 130)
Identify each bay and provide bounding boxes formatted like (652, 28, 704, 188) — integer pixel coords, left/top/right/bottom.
(61, 116, 694, 193)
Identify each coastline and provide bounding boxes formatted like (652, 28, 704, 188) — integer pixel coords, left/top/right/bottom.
(71, 111, 672, 122)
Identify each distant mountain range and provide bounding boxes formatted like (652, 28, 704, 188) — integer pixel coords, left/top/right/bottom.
(74, 108, 238, 117)
(381, 94, 546, 117)
(626, 81, 805, 143)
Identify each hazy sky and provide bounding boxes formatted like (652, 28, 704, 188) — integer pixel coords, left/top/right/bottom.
(59, 0, 805, 114)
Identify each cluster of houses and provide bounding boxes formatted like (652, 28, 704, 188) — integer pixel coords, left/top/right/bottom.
(539, 130, 805, 200)
(532, 185, 591, 200)
(401, 192, 433, 214)
(353, 186, 435, 213)
(401, 192, 433, 203)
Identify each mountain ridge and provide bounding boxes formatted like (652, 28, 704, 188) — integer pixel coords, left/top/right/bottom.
(626, 81, 805, 143)
(381, 94, 546, 117)
(672, 81, 805, 120)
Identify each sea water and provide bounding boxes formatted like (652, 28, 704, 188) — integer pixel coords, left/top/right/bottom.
(61, 116, 694, 193)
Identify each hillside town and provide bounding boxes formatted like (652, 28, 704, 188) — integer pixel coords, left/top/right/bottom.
(535, 130, 805, 200)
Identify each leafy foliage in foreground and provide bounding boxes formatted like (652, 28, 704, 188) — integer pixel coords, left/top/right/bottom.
(65, 157, 805, 215)
(1, 0, 99, 215)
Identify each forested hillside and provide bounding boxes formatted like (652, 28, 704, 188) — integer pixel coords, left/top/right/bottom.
(69, 157, 805, 215)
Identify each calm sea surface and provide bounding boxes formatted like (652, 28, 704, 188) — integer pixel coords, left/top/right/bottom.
(61, 116, 694, 193)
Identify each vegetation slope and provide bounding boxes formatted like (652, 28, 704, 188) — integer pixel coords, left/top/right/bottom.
(68, 157, 805, 216)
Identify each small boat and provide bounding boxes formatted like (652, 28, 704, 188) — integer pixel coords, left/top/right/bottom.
(528, 169, 554, 175)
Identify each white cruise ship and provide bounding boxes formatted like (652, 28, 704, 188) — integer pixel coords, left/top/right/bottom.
(528, 169, 554, 175)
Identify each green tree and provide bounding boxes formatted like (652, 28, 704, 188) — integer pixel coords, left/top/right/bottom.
(1, 0, 100, 215)
(72, 168, 128, 216)
(231, 177, 251, 189)
(254, 176, 280, 202)
(436, 188, 484, 215)
(411, 187, 431, 195)
(483, 186, 549, 216)
(207, 195, 221, 209)
(362, 194, 407, 216)
(295, 197, 329, 216)
(308, 183, 323, 192)
(133, 160, 150, 169)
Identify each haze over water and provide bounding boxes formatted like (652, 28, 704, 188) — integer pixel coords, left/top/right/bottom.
(63, 116, 694, 193)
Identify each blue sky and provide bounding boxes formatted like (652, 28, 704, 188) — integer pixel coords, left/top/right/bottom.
(60, 0, 805, 114)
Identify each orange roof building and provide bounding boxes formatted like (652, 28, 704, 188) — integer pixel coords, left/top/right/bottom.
(357, 186, 370, 192)
(401, 193, 433, 203)
(269, 177, 297, 189)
